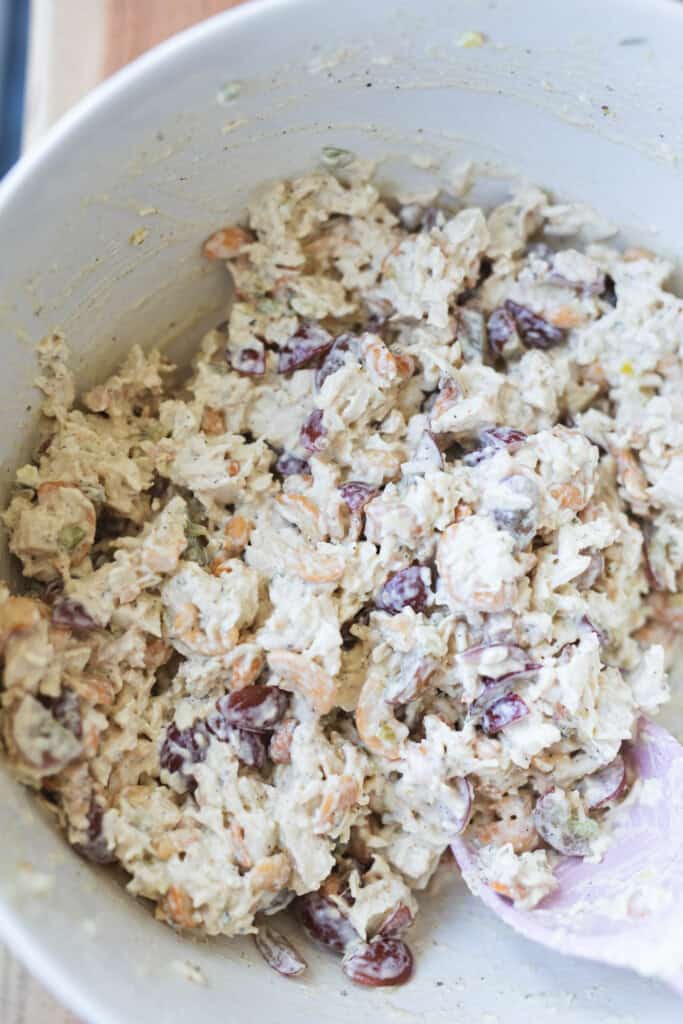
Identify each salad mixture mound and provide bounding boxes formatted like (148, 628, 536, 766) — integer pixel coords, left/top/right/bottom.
(1, 163, 679, 986)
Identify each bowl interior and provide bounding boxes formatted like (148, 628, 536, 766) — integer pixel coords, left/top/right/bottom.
(1, 1, 683, 1021)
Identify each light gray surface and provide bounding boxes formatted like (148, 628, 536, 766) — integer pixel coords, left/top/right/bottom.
(1, 1, 683, 1021)
(0, 943, 77, 1023)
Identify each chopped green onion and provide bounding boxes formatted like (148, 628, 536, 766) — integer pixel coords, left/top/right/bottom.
(183, 537, 209, 566)
(58, 524, 86, 552)
(569, 817, 598, 840)
(321, 146, 354, 169)
(217, 81, 241, 105)
(187, 521, 208, 538)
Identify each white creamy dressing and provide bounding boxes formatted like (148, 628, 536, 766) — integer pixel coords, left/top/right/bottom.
(0, 165, 679, 947)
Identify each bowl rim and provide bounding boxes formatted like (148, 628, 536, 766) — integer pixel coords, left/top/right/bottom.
(2, 0, 682, 222)
(0, 0, 295, 217)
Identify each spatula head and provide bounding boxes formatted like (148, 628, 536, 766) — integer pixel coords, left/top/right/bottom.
(453, 718, 683, 993)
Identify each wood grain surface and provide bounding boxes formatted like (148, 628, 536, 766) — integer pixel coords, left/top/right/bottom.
(10, 7, 250, 1021)
(103, 0, 245, 75)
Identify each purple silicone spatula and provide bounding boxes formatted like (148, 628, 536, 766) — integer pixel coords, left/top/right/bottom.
(452, 718, 683, 994)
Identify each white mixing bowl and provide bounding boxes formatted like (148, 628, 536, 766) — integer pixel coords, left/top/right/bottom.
(1, 1, 683, 1020)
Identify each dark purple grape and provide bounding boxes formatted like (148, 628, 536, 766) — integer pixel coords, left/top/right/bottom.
(580, 615, 608, 646)
(480, 426, 528, 450)
(51, 596, 99, 631)
(487, 307, 518, 357)
(74, 797, 116, 865)
(461, 641, 528, 664)
(205, 712, 239, 743)
(342, 937, 414, 987)
(339, 482, 379, 513)
(482, 663, 541, 687)
(481, 692, 529, 735)
(490, 474, 540, 548)
(275, 452, 310, 478)
(438, 777, 473, 836)
(299, 409, 327, 453)
(398, 204, 441, 233)
(504, 299, 567, 350)
(159, 721, 209, 775)
(254, 927, 307, 977)
(208, 684, 289, 735)
(297, 891, 358, 954)
(422, 206, 441, 230)
(376, 903, 414, 938)
(533, 789, 596, 857)
(580, 754, 627, 809)
(39, 687, 82, 740)
(278, 323, 333, 374)
(315, 334, 360, 389)
(574, 552, 605, 591)
(470, 665, 540, 719)
(227, 727, 267, 768)
(462, 427, 527, 467)
(228, 341, 266, 376)
(42, 578, 64, 605)
(376, 565, 433, 615)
